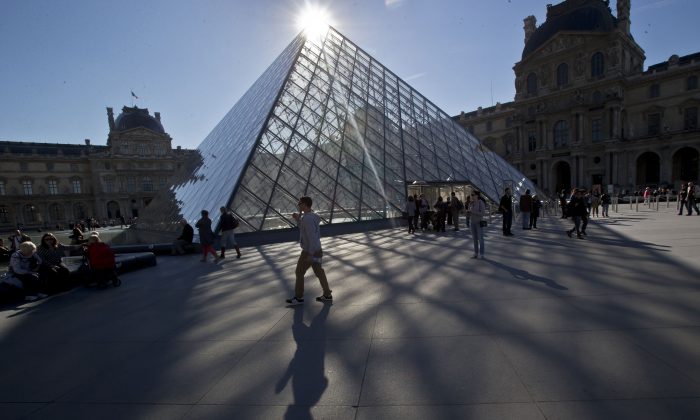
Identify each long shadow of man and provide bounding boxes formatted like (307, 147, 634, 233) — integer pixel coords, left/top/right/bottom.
(275, 303, 332, 420)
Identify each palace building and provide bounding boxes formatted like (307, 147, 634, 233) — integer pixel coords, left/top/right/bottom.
(0, 106, 196, 230)
(455, 0, 699, 195)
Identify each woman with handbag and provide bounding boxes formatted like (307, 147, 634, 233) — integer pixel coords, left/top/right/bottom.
(469, 190, 487, 259)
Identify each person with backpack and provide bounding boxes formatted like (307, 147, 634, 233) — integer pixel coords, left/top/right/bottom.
(687, 182, 700, 215)
(469, 190, 487, 259)
(218, 207, 242, 259)
(450, 192, 463, 231)
(195, 210, 217, 262)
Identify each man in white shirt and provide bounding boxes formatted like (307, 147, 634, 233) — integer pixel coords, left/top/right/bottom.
(286, 196, 333, 305)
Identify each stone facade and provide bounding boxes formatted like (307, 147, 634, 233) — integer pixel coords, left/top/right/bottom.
(0, 106, 196, 230)
(455, 0, 700, 196)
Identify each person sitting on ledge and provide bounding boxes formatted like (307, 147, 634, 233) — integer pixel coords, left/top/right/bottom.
(172, 219, 194, 255)
(9, 241, 48, 302)
(36, 233, 80, 293)
(85, 235, 120, 288)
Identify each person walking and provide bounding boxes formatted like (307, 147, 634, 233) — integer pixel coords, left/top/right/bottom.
(601, 192, 611, 217)
(450, 192, 462, 231)
(530, 195, 541, 229)
(678, 183, 688, 215)
(418, 194, 429, 231)
(519, 189, 533, 230)
(405, 196, 416, 234)
(499, 188, 514, 236)
(434, 196, 447, 232)
(687, 182, 700, 215)
(566, 189, 586, 239)
(469, 190, 487, 259)
(286, 196, 332, 306)
(195, 210, 217, 262)
(218, 207, 242, 259)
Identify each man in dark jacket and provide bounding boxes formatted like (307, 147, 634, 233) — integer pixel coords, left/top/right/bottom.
(566, 189, 587, 239)
(171, 219, 194, 255)
(519, 189, 533, 230)
(499, 188, 514, 236)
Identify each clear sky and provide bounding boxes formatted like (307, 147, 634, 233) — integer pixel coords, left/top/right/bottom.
(1, 0, 698, 149)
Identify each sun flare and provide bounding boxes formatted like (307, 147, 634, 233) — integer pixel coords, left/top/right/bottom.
(296, 4, 333, 39)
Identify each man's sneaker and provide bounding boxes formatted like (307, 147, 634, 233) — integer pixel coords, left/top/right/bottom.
(566, 230, 572, 238)
(315, 295, 333, 302)
(471, 254, 478, 259)
(286, 297, 304, 306)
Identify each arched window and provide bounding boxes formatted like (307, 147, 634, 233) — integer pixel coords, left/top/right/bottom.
(527, 72, 538, 95)
(687, 75, 698, 91)
(591, 52, 605, 78)
(553, 120, 569, 148)
(23, 204, 36, 223)
(49, 203, 63, 222)
(557, 63, 568, 87)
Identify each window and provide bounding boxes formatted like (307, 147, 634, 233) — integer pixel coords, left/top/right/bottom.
(685, 107, 698, 130)
(72, 179, 82, 194)
(105, 178, 115, 193)
(46, 162, 54, 171)
(70, 163, 79, 172)
(649, 83, 660, 98)
(0, 180, 5, 196)
(486, 121, 493, 132)
(528, 131, 537, 151)
(0, 205, 7, 223)
(136, 144, 145, 155)
(687, 75, 698, 91)
(527, 72, 538, 95)
(127, 176, 136, 192)
(158, 176, 167, 190)
(104, 162, 111, 170)
(74, 202, 86, 219)
(155, 144, 165, 156)
(648, 113, 661, 135)
(22, 180, 33, 195)
(591, 118, 603, 142)
(557, 63, 568, 87)
(553, 120, 569, 148)
(142, 176, 153, 192)
(20, 162, 28, 171)
(591, 52, 605, 78)
(48, 179, 58, 195)
(120, 142, 130, 154)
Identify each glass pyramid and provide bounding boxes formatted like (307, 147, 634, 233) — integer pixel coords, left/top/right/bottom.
(140, 27, 539, 235)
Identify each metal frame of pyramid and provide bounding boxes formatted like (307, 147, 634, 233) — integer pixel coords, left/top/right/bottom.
(146, 27, 540, 235)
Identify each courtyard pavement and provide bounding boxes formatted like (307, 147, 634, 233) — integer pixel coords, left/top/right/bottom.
(2, 203, 700, 419)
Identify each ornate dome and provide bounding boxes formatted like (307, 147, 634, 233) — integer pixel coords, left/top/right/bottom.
(114, 106, 165, 134)
(522, 0, 617, 59)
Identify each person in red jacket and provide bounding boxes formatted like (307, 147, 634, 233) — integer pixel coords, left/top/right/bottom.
(85, 235, 121, 287)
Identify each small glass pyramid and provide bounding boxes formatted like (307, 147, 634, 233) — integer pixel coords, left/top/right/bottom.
(140, 27, 539, 235)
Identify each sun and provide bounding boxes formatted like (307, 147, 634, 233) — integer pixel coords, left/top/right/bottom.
(296, 4, 333, 39)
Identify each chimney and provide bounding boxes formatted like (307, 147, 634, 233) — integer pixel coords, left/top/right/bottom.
(155, 112, 161, 122)
(84, 138, 91, 146)
(617, 0, 630, 35)
(523, 16, 537, 45)
(106, 107, 115, 130)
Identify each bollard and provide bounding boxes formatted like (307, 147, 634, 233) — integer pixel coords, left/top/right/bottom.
(630, 196, 633, 210)
(656, 195, 660, 211)
(635, 195, 639, 212)
(667, 193, 670, 208)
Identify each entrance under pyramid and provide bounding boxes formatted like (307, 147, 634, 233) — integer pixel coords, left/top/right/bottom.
(135, 27, 539, 240)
